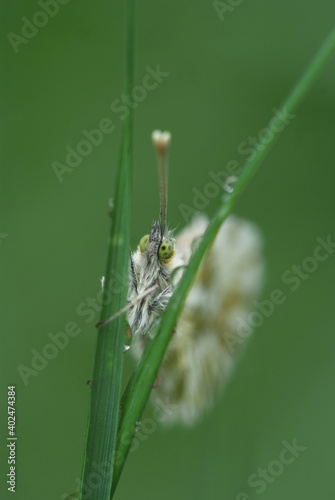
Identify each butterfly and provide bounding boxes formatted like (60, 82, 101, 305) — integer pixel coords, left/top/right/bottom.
(125, 130, 264, 425)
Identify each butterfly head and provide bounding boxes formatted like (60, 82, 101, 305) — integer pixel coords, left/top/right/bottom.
(139, 221, 175, 263)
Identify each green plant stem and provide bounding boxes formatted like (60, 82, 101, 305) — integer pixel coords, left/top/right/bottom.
(79, 1, 135, 499)
(110, 25, 335, 496)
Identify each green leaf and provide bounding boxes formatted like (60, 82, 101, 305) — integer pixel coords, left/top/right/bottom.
(79, 1, 135, 499)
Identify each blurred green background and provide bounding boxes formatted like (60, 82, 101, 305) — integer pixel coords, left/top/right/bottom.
(1, 1, 335, 499)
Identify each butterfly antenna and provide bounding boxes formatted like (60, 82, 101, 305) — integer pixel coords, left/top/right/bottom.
(152, 130, 171, 235)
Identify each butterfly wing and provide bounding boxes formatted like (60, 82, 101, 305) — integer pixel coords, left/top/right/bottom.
(153, 215, 264, 425)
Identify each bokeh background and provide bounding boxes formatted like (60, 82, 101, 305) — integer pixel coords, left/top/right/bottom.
(1, 1, 335, 499)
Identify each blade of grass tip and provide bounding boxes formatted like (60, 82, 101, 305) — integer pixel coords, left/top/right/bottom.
(79, 1, 135, 499)
(110, 25, 335, 496)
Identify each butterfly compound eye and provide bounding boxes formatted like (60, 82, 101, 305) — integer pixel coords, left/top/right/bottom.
(139, 234, 149, 253)
(158, 239, 174, 260)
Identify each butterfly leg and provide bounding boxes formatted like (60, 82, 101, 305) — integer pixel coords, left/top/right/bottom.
(148, 285, 173, 315)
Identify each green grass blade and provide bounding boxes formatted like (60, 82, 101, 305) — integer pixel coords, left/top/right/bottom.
(79, 1, 135, 499)
(110, 25, 335, 496)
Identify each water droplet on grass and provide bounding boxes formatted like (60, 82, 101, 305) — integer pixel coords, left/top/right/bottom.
(224, 176, 238, 193)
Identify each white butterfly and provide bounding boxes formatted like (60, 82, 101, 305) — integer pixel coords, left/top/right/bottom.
(127, 131, 264, 425)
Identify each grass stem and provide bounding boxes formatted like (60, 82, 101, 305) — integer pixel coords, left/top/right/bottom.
(79, 1, 135, 498)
